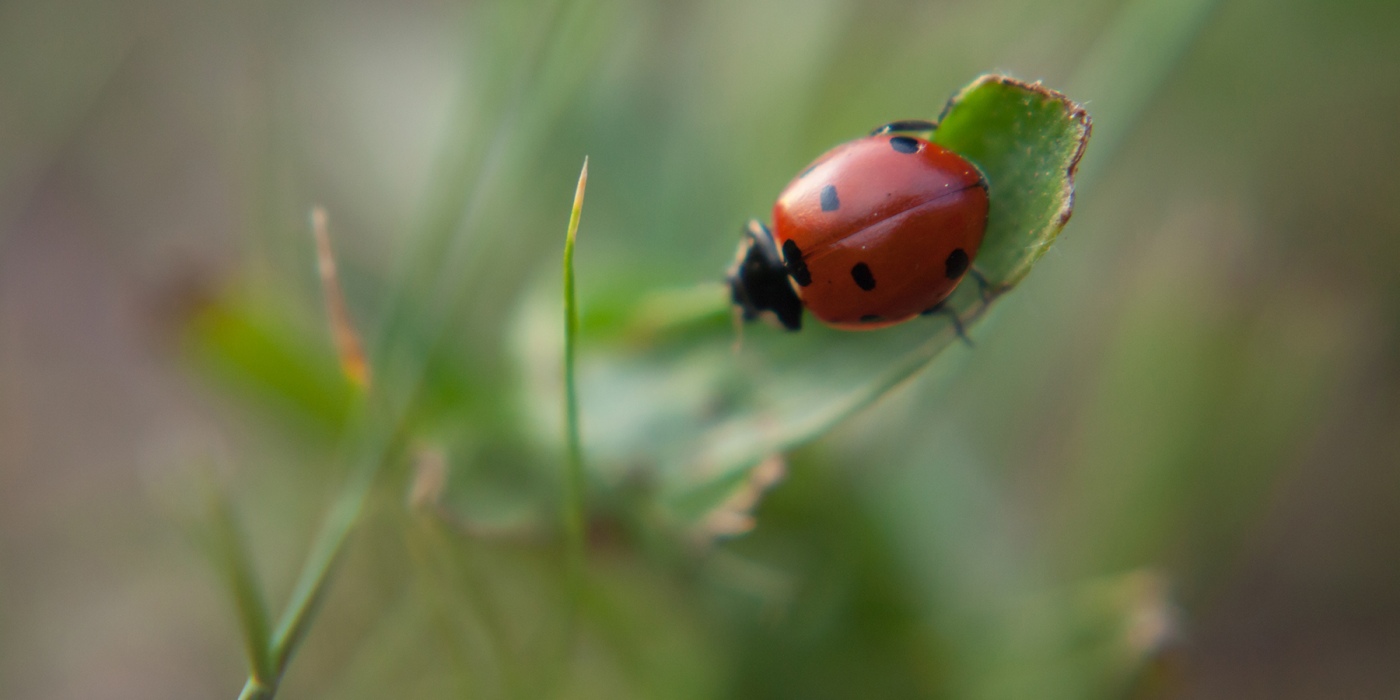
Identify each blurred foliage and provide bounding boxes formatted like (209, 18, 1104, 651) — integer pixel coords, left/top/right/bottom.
(3, 0, 1399, 698)
(154, 0, 1388, 696)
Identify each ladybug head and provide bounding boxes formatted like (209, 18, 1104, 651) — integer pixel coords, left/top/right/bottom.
(726, 219, 803, 331)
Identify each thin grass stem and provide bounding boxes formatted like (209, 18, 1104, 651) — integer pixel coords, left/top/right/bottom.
(561, 156, 589, 583)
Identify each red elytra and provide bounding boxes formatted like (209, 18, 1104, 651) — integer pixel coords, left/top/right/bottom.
(771, 133, 988, 330)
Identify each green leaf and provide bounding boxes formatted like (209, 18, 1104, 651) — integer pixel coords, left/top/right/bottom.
(932, 76, 1091, 290)
(182, 295, 356, 438)
(182, 288, 489, 444)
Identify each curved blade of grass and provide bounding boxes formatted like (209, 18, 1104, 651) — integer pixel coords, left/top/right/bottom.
(235, 418, 407, 700)
(204, 484, 273, 687)
(667, 76, 1091, 518)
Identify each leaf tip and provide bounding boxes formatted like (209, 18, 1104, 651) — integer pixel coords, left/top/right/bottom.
(567, 156, 589, 246)
(940, 72, 1092, 243)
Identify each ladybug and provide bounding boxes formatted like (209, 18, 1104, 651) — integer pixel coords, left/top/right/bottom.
(728, 120, 989, 331)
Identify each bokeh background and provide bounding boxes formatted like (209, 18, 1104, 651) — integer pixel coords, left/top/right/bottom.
(2, 0, 1399, 698)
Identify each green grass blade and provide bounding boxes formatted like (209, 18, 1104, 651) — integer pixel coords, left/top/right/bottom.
(525, 154, 593, 694)
(562, 156, 590, 577)
(230, 416, 406, 700)
(267, 460, 371, 669)
(205, 485, 274, 687)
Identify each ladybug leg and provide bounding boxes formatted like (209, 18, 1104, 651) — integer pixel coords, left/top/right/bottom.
(967, 266, 995, 304)
(921, 301, 974, 347)
(870, 119, 937, 136)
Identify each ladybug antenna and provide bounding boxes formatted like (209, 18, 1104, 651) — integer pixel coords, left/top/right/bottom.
(870, 119, 937, 136)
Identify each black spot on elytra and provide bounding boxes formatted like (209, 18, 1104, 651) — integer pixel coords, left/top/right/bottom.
(945, 248, 969, 279)
(781, 239, 812, 287)
(820, 184, 840, 212)
(860, 314, 882, 323)
(851, 262, 876, 291)
(889, 136, 919, 154)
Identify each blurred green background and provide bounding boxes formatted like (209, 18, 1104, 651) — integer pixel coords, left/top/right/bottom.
(2, 0, 1399, 698)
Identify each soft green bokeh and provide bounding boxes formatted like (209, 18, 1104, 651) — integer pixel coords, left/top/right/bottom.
(2, 0, 1398, 698)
